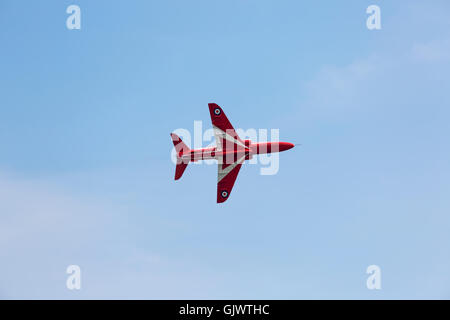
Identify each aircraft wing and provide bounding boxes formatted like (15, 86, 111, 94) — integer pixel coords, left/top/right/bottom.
(217, 154, 245, 203)
(208, 103, 246, 152)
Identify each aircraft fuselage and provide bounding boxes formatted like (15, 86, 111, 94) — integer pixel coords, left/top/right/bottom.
(181, 141, 294, 163)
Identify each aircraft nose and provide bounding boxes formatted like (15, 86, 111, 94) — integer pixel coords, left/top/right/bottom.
(280, 142, 295, 152)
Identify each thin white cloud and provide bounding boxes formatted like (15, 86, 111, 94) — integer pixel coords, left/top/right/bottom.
(297, 38, 450, 123)
(411, 39, 450, 63)
(0, 170, 225, 299)
(0, 171, 159, 298)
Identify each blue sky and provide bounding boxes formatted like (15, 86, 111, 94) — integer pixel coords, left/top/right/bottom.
(1, 0, 450, 299)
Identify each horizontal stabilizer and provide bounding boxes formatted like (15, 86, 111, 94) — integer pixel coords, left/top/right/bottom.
(171, 133, 190, 180)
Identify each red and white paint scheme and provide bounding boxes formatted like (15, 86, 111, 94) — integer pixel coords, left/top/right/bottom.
(171, 103, 294, 203)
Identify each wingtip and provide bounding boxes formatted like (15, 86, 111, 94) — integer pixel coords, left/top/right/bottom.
(208, 103, 219, 111)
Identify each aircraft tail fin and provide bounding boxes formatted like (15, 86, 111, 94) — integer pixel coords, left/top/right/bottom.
(170, 133, 190, 180)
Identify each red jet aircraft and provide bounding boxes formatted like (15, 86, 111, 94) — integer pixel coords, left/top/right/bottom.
(171, 103, 294, 203)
